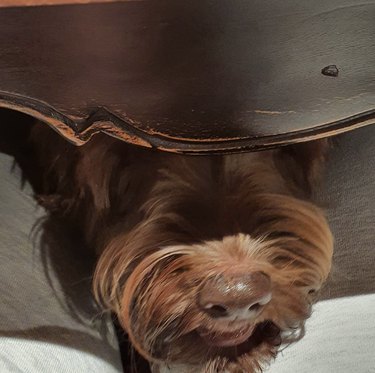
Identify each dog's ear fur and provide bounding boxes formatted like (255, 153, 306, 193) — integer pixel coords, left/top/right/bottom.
(29, 122, 117, 211)
(274, 139, 330, 197)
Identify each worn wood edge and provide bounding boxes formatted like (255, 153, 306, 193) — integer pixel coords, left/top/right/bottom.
(0, 94, 81, 144)
(0, 92, 374, 154)
(102, 110, 375, 154)
(0, 92, 153, 149)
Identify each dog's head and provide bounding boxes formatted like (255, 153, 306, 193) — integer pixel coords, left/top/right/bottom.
(94, 191, 333, 373)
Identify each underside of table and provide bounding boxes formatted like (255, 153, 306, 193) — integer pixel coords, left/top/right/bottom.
(0, 0, 374, 154)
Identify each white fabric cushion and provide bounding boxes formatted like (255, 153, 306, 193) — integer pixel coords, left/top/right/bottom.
(0, 340, 120, 373)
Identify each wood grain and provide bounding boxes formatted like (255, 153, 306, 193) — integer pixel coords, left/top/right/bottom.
(0, 0, 374, 153)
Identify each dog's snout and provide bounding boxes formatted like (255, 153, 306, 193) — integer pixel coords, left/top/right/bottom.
(198, 271, 272, 321)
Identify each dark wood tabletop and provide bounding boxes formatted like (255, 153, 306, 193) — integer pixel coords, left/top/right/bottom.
(0, 0, 374, 154)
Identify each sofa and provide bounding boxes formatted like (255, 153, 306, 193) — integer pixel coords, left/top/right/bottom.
(0, 124, 374, 372)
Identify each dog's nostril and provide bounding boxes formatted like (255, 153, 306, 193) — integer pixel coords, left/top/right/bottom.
(198, 271, 272, 320)
(204, 304, 228, 318)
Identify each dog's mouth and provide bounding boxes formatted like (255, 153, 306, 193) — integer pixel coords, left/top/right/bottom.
(197, 323, 257, 347)
(154, 319, 282, 363)
(193, 321, 281, 359)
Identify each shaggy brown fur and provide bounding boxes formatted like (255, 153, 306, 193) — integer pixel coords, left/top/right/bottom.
(30, 122, 333, 373)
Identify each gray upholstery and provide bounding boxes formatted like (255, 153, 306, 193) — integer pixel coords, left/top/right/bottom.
(321, 125, 375, 299)
(0, 155, 122, 372)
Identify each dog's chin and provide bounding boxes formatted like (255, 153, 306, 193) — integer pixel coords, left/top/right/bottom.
(159, 320, 281, 367)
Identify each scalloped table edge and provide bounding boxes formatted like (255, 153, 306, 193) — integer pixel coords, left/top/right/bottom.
(1, 92, 375, 155)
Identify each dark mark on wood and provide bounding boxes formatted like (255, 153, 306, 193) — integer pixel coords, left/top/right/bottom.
(321, 65, 339, 77)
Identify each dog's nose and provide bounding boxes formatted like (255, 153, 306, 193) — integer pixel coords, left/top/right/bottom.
(198, 271, 272, 321)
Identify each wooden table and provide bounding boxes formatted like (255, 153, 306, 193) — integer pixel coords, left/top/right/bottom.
(0, 0, 374, 154)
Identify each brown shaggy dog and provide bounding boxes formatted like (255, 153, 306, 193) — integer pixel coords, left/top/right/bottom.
(30, 122, 333, 373)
